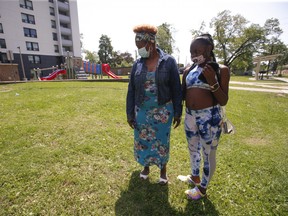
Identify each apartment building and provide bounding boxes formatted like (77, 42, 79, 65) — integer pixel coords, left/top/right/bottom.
(0, 0, 81, 80)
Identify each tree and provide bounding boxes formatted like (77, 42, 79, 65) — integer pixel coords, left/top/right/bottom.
(190, 21, 207, 38)
(110, 51, 134, 67)
(190, 10, 288, 74)
(119, 52, 134, 66)
(98, 34, 114, 65)
(84, 50, 98, 63)
(210, 10, 264, 68)
(156, 23, 175, 54)
(261, 18, 285, 73)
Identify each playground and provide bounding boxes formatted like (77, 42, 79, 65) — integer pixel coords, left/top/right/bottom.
(32, 61, 123, 81)
(0, 78, 287, 215)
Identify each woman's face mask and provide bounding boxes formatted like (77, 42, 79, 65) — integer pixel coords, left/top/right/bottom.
(138, 43, 150, 58)
(191, 55, 205, 65)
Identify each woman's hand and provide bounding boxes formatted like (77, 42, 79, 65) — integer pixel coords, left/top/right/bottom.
(173, 117, 181, 129)
(127, 118, 136, 129)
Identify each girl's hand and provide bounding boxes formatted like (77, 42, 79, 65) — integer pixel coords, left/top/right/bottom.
(202, 64, 217, 85)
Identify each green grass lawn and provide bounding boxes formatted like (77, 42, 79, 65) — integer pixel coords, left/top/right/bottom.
(0, 81, 287, 215)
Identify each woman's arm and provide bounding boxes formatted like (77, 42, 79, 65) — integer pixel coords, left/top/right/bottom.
(126, 63, 137, 122)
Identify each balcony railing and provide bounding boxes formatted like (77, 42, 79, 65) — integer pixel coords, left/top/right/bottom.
(57, 1, 69, 11)
(58, 14, 70, 23)
(60, 27, 72, 35)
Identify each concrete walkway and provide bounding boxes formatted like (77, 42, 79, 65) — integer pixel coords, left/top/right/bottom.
(229, 86, 288, 94)
(271, 77, 288, 83)
(229, 79, 288, 94)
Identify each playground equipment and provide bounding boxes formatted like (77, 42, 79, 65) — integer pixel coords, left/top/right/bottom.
(33, 66, 66, 81)
(82, 61, 122, 79)
(82, 62, 102, 79)
(40, 69, 66, 80)
(101, 64, 122, 79)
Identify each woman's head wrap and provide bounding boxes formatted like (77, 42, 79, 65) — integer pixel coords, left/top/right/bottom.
(135, 32, 156, 43)
(133, 24, 157, 43)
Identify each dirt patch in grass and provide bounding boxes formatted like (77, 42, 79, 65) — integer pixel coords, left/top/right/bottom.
(244, 137, 270, 146)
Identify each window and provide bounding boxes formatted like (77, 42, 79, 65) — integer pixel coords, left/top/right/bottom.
(24, 28, 37, 38)
(52, 32, 58, 41)
(54, 45, 59, 53)
(50, 7, 55, 16)
(59, 0, 69, 4)
(21, 13, 35, 24)
(0, 23, 3, 33)
(62, 35, 70, 40)
(49, 0, 54, 3)
(60, 23, 69, 28)
(19, 0, 33, 10)
(26, 42, 39, 51)
(0, 52, 8, 63)
(63, 46, 70, 52)
(0, 39, 7, 48)
(59, 10, 68, 16)
(51, 20, 56, 28)
(28, 55, 41, 64)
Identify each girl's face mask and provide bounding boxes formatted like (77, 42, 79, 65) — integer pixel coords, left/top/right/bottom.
(191, 55, 205, 65)
(138, 43, 150, 58)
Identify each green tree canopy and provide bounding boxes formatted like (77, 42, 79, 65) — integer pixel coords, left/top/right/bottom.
(156, 23, 174, 54)
(211, 10, 264, 67)
(98, 34, 114, 65)
(190, 10, 288, 73)
(84, 50, 98, 63)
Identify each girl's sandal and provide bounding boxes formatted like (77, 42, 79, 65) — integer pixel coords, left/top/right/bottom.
(185, 187, 206, 200)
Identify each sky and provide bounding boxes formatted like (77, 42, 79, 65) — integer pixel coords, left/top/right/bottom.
(77, 0, 288, 64)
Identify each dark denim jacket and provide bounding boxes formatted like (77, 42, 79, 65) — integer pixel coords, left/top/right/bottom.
(126, 48, 182, 120)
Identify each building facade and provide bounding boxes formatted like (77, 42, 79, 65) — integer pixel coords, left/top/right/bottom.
(0, 0, 81, 80)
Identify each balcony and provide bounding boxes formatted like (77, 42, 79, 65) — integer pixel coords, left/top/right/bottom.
(58, 14, 70, 23)
(63, 50, 74, 57)
(58, 1, 69, 11)
(61, 39, 73, 46)
(60, 27, 72, 35)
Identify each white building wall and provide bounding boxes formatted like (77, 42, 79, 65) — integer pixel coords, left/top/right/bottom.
(0, 0, 81, 58)
(32, 0, 58, 55)
(0, 1, 26, 53)
(69, 0, 81, 58)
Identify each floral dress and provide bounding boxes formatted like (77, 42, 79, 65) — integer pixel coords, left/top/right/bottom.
(134, 72, 173, 169)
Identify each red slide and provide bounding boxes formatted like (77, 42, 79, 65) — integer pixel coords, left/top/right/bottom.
(40, 69, 66, 81)
(102, 64, 122, 79)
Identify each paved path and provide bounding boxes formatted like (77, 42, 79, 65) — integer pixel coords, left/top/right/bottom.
(229, 86, 288, 94)
(229, 79, 288, 94)
(272, 77, 288, 83)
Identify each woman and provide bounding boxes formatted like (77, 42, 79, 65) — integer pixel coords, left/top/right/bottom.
(126, 24, 182, 185)
(179, 34, 230, 199)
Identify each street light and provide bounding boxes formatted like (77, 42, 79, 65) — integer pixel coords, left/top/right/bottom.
(17, 46, 27, 81)
(67, 51, 70, 79)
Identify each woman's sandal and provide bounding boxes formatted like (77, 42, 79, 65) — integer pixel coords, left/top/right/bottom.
(140, 173, 149, 180)
(158, 177, 168, 185)
(177, 175, 200, 186)
(185, 187, 206, 200)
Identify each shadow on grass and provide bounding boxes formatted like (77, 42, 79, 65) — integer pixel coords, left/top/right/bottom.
(182, 196, 219, 216)
(115, 171, 219, 216)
